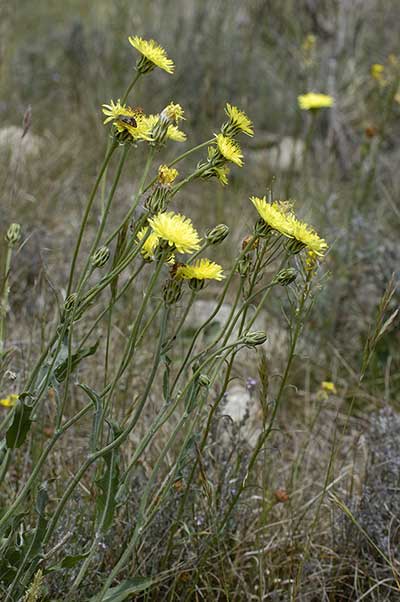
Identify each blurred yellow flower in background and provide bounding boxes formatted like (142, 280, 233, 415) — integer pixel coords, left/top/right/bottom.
(0, 394, 18, 408)
(298, 92, 334, 110)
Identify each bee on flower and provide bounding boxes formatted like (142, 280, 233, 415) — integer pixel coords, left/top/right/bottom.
(129, 36, 174, 74)
(102, 99, 151, 143)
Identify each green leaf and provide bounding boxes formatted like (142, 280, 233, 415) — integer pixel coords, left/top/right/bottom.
(46, 551, 90, 573)
(90, 577, 154, 602)
(6, 401, 33, 448)
(95, 446, 120, 532)
(79, 383, 104, 452)
(54, 340, 99, 382)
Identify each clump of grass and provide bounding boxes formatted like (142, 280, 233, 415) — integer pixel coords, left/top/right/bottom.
(0, 33, 331, 601)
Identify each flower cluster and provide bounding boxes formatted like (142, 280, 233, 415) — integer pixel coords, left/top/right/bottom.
(251, 196, 328, 256)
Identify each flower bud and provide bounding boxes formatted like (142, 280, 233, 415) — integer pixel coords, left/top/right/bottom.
(144, 186, 169, 214)
(163, 279, 183, 305)
(91, 246, 110, 268)
(242, 331, 268, 347)
(206, 224, 229, 246)
(64, 293, 78, 313)
(5, 223, 21, 245)
(273, 267, 297, 286)
(237, 254, 252, 277)
(198, 373, 211, 387)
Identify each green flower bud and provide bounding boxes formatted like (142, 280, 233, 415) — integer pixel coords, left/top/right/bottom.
(5, 223, 21, 245)
(64, 293, 78, 313)
(206, 224, 229, 246)
(237, 254, 252, 277)
(144, 186, 169, 214)
(91, 246, 110, 268)
(242, 331, 268, 347)
(198, 373, 211, 387)
(273, 267, 297, 286)
(163, 279, 183, 305)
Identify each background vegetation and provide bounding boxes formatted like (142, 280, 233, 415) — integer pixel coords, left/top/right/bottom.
(1, 0, 399, 599)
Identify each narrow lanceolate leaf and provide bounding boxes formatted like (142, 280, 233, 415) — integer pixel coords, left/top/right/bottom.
(54, 340, 99, 382)
(95, 447, 120, 532)
(89, 577, 155, 602)
(79, 383, 104, 452)
(6, 401, 33, 448)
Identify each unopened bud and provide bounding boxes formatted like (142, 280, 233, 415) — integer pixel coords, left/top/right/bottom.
(64, 293, 78, 312)
(5, 223, 21, 245)
(198, 373, 211, 387)
(163, 279, 183, 305)
(206, 224, 229, 246)
(242, 331, 268, 347)
(91, 246, 110, 268)
(273, 267, 297, 286)
(237, 254, 252, 277)
(144, 186, 169, 214)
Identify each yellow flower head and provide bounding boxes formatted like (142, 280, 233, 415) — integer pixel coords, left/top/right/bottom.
(141, 114, 186, 143)
(371, 63, 385, 82)
(102, 100, 151, 141)
(0, 394, 18, 408)
(214, 165, 230, 186)
(158, 165, 179, 185)
(148, 211, 201, 254)
(285, 214, 328, 256)
(223, 103, 254, 137)
(176, 258, 224, 281)
(215, 134, 244, 166)
(298, 93, 334, 110)
(162, 103, 185, 124)
(321, 381, 337, 394)
(128, 36, 174, 74)
(251, 196, 293, 236)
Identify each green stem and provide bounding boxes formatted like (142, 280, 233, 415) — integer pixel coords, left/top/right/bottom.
(0, 243, 13, 354)
(66, 142, 117, 296)
(121, 71, 141, 104)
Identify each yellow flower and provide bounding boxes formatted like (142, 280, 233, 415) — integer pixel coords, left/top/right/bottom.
(136, 227, 160, 261)
(148, 211, 201, 254)
(250, 196, 293, 237)
(214, 165, 230, 186)
(371, 63, 385, 82)
(223, 103, 254, 137)
(141, 114, 186, 143)
(102, 100, 152, 141)
(128, 36, 174, 74)
(298, 93, 334, 110)
(0, 394, 18, 408)
(137, 227, 175, 263)
(285, 214, 328, 256)
(321, 381, 337, 394)
(215, 134, 244, 166)
(176, 258, 224, 281)
(162, 103, 185, 124)
(158, 165, 179, 185)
